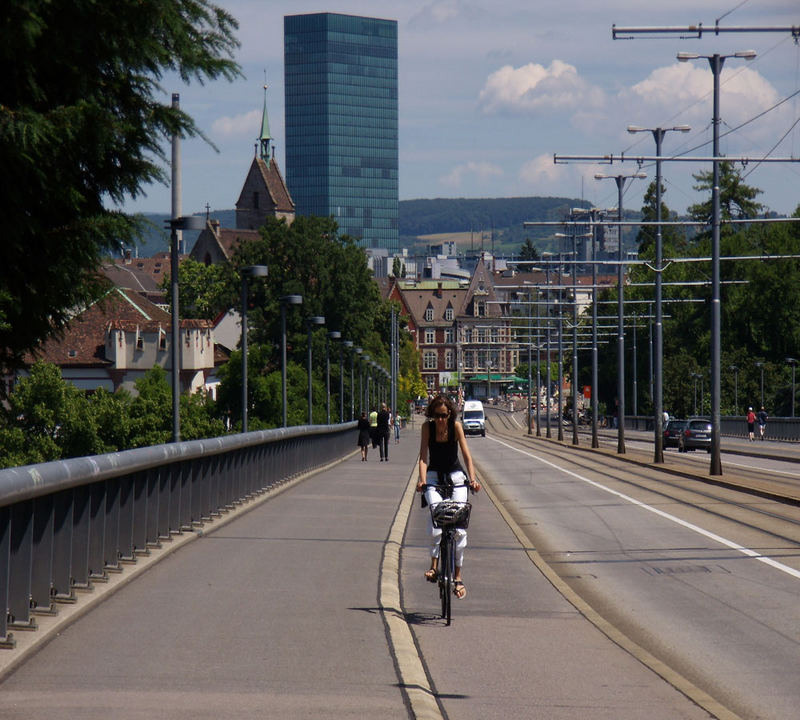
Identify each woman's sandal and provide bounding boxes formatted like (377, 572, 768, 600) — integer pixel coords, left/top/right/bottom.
(424, 568, 437, 583)
(453, 581, 466, 599)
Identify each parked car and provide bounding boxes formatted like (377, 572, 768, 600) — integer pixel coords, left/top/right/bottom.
(663, 419, 688, 449)
(682, 418, 712, 452)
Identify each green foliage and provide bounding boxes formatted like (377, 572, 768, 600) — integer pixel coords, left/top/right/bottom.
(170, 257, 239, 320)
(0, 361, 113, 465)
(398, 197, 588, 237)
(688, 162, 764, 221)
(0, 0, 241, 372)
(519, 238, 540, 261)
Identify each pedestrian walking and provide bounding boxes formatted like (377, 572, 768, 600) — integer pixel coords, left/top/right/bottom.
(746, 407, 756, 441)
(369, 407, 378, 449)
(376, 402, 391, 461)
(757, 407, 768, 440)
(393, 411, 401, 444)
(357, 411, 371, 461)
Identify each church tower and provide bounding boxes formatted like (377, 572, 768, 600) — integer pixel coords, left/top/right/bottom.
(235, 85, 295, 230)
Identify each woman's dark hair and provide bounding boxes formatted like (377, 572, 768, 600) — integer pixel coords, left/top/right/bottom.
(424, 393, 457, 419)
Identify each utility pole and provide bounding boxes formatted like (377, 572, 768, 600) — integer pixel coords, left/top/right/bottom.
(611, 20, 800, 474)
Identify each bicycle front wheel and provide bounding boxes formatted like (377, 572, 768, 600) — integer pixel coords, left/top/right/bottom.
(439, 533, 452, 625)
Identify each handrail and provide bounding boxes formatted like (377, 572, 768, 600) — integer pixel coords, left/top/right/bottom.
(0, 422, 356, 649)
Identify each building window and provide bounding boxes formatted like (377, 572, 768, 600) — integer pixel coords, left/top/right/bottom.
(253, 191, 259, 209)
(423, 351, 437, 369)
(425, 328, 435, 344)
(445, 349, 454, 369)
(445, 307, 454, 321)
(425, 375, 437, 391)
(464, 351, 473, 369)
(464, 328, 472, 343)
(444, 328, 454, 344)
(491, 328, 499, 343)
(475, 300, 485, 317)
(424, 307, 434, 321)
(477, 328, 486, 343)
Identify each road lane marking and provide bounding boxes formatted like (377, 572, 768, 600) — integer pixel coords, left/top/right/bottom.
(380, 464, 443, 720)
(488, 436, 800, 582)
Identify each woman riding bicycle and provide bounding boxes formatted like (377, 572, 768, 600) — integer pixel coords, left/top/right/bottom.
(416, 394, 481, 599)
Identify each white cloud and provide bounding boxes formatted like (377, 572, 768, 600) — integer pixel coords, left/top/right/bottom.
(211, 109, 261, 138)
(440, 161, 503, 189)
(478, 60, 605, 115)
(621, 63, 785, 144)
(408, 1, 485, 27)
(518, 155, 612, 199)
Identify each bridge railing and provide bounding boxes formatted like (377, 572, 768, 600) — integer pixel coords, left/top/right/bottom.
(0, 423, 356, 648)
(625, 415, 800, 441)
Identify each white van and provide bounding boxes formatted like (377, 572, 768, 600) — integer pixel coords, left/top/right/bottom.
(462, 400, 486, 437)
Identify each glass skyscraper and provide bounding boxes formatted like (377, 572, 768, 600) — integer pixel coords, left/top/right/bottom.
(284, 13, 398, 252)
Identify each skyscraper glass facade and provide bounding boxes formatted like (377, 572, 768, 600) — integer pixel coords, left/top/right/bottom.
(284, 13, 398, 252)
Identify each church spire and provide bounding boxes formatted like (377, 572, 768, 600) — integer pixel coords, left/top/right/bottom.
(259, 82, 272, 166)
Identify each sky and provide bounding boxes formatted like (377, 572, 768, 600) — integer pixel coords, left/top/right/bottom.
(118, 0, 800, 221)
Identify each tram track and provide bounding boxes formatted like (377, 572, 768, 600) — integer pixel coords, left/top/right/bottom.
(486, 412, 800, 506)
(473, 413, 800, 720)
(484, 414, 800, 545)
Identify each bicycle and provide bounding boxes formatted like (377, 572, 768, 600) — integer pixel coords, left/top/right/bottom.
(430, 499, 472, 626)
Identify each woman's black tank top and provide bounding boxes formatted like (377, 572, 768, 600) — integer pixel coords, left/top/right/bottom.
(427, 419, 463, 475)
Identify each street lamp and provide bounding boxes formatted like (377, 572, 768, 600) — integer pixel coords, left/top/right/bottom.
(240, 265, 268, 433)
(595, 171, 647, 453)
(279, 294, 303, 427)
(306, 316, 325, 425)
(165, 214, 206, 442)
(326, 331, 341, 424)
(627, 124, 690, 463)
(786, 358, 797, 418)
(755, 361, 765, 409)
(729, 364, 739, 416)
(691, 372, 701, 415)
(678, 49, 756, 474)
(354, 347, 363, 414)
(341, 340, 353, 422)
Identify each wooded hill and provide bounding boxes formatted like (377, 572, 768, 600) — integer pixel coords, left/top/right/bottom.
(132, 197, 588, 257)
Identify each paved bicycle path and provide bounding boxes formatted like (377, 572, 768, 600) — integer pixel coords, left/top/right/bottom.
(1, 431, 711, 719)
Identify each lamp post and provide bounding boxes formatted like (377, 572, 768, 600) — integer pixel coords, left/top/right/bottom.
(240, 265, 268, 433)
(729, 364, 739, 415)
(341, 340, 353, 421)
(326, 331, 341, 424)
(306, 316, 325, 425)
(279, 294, 303, 427)
(678, 49, 756, 474)
(595, 171, 647, 453)
(627, 124, 690, 463)
(350, 347, 357, 420)
(692, 372, 701, 415)
(362, 353, 370, 414)
(755, 361, 765, 409)
(165, 214, 206, 442)
(786, 358, 797, 418)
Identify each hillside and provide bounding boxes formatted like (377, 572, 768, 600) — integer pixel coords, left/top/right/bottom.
(125, 199, 587, 258)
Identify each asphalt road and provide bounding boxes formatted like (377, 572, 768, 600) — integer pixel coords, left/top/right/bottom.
(6, 420, 792, 719)
(470, 424, 800, 720)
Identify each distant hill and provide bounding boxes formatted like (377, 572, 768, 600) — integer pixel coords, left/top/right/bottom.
(124, 199, 587, 257)
(398, 196, 588, 237)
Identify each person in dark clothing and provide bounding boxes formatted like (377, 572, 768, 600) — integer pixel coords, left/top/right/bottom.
(376, 402, 391, 461)
(415, 394, 480, 599)
(757, 407, 768, 440)
(357, 411, 371, 461)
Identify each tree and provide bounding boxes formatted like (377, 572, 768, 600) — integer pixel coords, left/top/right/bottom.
(688, 162, 763, 221)
(519, 238, 540, 262)
(0, 0, 241, 373)
(634, 180, 685, 255)
(171, 258, 238, 320)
